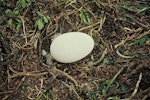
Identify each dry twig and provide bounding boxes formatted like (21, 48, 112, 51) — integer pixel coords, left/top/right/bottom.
(121, 73, 143, 100)
(116, 49, 133, 59)
(104, 66, 125, 95)
(62, 81, 83, 100)
(52, 67, 78, 86)
(88, 48, 107, 66)
(0, 76, 26, 95)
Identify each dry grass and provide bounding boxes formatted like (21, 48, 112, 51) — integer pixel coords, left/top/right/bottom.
(0, 0, 150, 100)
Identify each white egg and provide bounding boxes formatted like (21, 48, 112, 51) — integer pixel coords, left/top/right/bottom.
(50, 32, 94, 63)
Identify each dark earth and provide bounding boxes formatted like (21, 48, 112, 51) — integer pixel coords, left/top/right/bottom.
(0, 0, 150, 100)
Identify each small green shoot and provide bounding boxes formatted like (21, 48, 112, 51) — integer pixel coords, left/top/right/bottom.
(135, 3, 150, 14)
(137, 49, 148, 54)
(4, 0, 34, 29)
(5, 8, 22, 30)
(98, 80, 127, 95)
(122, 4, 131, 9)
(20, 83, 29, 89)
(34, 12, 50, 30)
(128, 35, 149, 46)
(16, 0, 33, 8)
(36, 93, 43, 100)
(123, 49, 130, 56)
(98, 80, 114, 95)
(84, 80, 127, 99)
(86, 91, 98, 100)
(5, 9, 19, 16)
(79, 8, 90, 25)
(135, 35, 149, 45)
(98, 43, 105, 50)
(93, 0, 101, 8)
(36, 89, 55, 100)
(103, 56, 114, 65)
(48, 90, 56, 100)
(122, 3, 150, 14)
(120, 83, 127, 91)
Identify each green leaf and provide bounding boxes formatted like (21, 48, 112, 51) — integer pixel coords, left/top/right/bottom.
(98, 80, 110, 95)
(43, 16, 49, 23)
(21, 0, 27, 8)
(86, 91, 97, 100)
(103, 57, 109, 64)
(12, 9, 19, 16)
(15, 18, 22, 24)
(46, 16, 50, 21)
(20, 83, 29, 89)
(93, 0, 101, 8)
(103, 56, 114, 65)
(5, 9, 19, 16)
(5, 9, 12, 14)
(137, 49, 148, 54)
(8, 18, 13, 25)
(79, 9, 90, 25)
(16, 0, 27, 8)
(37, 11, 44, 17)
(122, 4, 130, 9)
(128, 35, 149, 46)
(135, 35, 149, 45)
(136, 4, 150, 14)
(16, 0, 21, 8)
(120, 84, 127, 91)
(35, 19, 44, 30)
(16, 23, 21, 30)
(122, 3, 150, 15)
(18, 0, 25, 8)
(37, 12, 50, 23)
(98, 44, 105, 50)
(26, 0, 32, 6)
(123, 50, 129, 56)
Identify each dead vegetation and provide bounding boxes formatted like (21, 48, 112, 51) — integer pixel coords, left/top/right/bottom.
(0, 0, 150, 100)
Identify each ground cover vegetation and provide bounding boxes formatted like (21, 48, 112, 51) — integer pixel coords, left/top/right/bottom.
(0, 0, 150, 100)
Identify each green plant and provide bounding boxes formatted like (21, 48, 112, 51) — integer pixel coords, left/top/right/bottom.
(98, 43, 105, 50)
(122, 3, 150, 14)
(85, 91, 98, 100)
(137, 49, 148, 54)
(135, 35, 149, 45)
(4, 0, 34, 29)
(34, 12, 50, 30)
(128, 35, 149, 46)
(103, 56, 114, 65)
(20, 83, 29, 89)
(98, 80, 127, 95)
(16, 0, 33, 8)
(0, 0, 6, 13)
(99, 80, 111, 95)
(79, 8, 90, 25)
(5, 8, 22, 29)
(122, 49, 130, 56)
(36, 90, 55, 100)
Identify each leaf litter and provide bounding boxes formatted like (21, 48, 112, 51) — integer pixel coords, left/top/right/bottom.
(0, 0, 150, 100)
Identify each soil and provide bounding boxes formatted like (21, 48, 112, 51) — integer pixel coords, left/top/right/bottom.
(0, 0, 150, 100)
